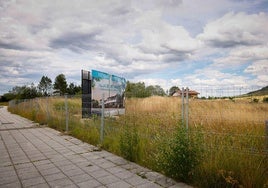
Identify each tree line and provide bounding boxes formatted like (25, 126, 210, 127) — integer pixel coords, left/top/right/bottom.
(0, 74, 81, 102)
(125, 82, 180, 98)
(1, 75, 181, 102)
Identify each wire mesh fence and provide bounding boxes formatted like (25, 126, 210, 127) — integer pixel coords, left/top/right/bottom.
(7, 86, 268, 186)
(185, 85, 264, 98)
(7, 89, 268, 152)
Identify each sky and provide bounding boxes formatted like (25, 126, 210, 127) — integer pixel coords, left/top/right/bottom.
(0, 0, 268, 96)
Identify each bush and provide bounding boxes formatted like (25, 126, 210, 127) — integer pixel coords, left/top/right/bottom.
(252, 98, 259, 103)
(155, 124, 204, 183)
(263, 97, 268, 103)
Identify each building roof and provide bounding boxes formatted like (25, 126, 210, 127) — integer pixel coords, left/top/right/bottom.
(172, 89, 200, 97)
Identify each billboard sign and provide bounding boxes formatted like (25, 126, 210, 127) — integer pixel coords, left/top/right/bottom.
(92, 70, 126, 109)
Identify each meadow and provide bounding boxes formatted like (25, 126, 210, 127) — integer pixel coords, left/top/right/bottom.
(8, 96, 268, 187)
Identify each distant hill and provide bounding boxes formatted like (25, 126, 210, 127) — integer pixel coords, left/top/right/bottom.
(247, 86, 268, 96)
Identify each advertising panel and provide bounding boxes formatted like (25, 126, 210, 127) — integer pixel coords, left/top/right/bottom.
(92, 70, 126, 113)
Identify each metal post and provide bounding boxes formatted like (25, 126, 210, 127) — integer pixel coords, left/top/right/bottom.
(100, 93, 105, 144)
(266, 120, 268, 154)
(65, 94, 69, 133)
(35, 98, 37, 110)
(186, 87, 189, 130)
(181, 87, 184, 125)
(46, 96, 50, 123)
(109, 75, 111, 98)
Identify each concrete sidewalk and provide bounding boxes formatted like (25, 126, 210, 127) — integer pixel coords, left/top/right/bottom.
(0, 106, 191, 188)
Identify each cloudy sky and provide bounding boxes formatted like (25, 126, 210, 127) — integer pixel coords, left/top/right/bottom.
(0, 0, 267, 95)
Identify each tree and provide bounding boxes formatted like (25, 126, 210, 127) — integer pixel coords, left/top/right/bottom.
(8, 84, 39, 99)
(169, 86, 180, 96)
(20, 83, 39, 99)
(125, 82, 166, 98)
(0, 92, 16, 102)
(53, 74, 67, 95)
(67, 83, 81, 95)
(38, 76, 52, 96)
(11, 86, 24, 95)
(146, 85, 166, 96)
(125, 81, 149, 98)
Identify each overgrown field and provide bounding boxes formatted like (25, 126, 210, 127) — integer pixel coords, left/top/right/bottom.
(8, 96, 268, 187)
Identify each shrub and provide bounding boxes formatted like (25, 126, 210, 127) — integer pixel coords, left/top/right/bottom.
(263, 97, 268, 103)
(252, 98, 259, 103)
(155, 124, 204, 183)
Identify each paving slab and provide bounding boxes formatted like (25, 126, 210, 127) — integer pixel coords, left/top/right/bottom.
(0, 106, 192, 188)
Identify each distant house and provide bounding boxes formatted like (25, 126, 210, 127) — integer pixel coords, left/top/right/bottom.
(172, 89, 200, 98)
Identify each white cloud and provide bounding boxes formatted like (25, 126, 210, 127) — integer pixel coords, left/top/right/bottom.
(213, 45, 268, 68)
(198, 12, 268, 48)
(192, 11, 268, 89)
(183, 67, 250, 87)
(244, 59, 268, 87)
(245, 60, 268, 75)
(135, 10, 199, 54)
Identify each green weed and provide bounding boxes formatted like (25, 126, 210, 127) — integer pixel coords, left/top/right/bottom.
(119, 122, 140, 162)
(154, 124, 204, 183)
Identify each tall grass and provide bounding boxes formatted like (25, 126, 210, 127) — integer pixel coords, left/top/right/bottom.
(0, 102, 8, 106)
(8, 96, 268, 187)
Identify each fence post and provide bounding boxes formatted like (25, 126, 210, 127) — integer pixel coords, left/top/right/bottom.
(186, 87, 189, 130)
(46, 96, 50, 124)
(265, 120, 268, 155)
(100, 93, 105, 144)
(181, 87, 184, 125)
(65, 94, 69, 133)
(33, 99, 37, 117)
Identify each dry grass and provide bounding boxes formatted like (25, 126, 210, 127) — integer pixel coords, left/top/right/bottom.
(126, 96, 267, 134)
(0, 102, 8, 106)
(125, 97, 268, 187)
(126, 96, 180, 113)
(189, 99, 267, 132)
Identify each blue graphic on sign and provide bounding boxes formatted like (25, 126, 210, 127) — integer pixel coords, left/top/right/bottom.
(92, 70, 126, 108)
